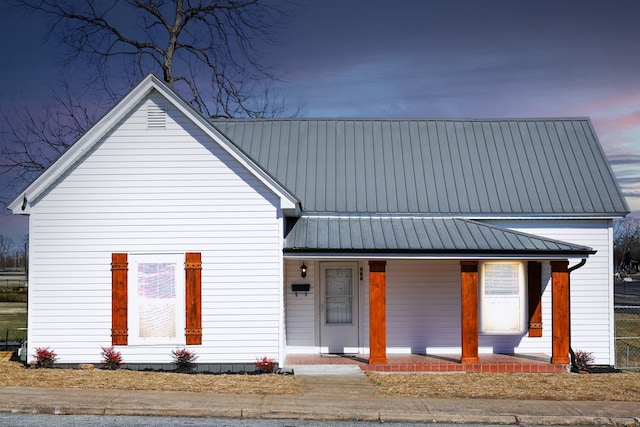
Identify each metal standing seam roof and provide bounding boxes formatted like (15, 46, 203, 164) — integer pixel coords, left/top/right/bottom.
(213, 118, 629, 217)
(284, 217, 595, 256)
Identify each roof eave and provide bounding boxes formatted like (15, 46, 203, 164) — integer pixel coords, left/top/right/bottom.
(283, 248, 596, 259)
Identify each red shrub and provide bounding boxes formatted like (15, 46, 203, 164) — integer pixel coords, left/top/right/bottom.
(171, 348, 198, 372)
(100, 346, 124, 370)
(254, 356, 277, 373)
(32, 347, 57, 368)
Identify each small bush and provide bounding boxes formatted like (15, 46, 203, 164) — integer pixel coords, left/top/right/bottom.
(100, 346, 124, 370)
(574, 350, 595, 371)
(171, 348, 198, 372)
(32, 347, 57, 368)
(254, 356, 277, 373)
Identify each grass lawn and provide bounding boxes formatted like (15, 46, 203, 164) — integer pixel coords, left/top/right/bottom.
(0, 302, 27, 343)
(615, 311, 640, 368)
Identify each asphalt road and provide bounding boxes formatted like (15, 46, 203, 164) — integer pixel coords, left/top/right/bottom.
(0, 414, 524, 427)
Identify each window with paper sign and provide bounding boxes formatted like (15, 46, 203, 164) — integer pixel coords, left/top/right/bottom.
(480, 261, 526, 335)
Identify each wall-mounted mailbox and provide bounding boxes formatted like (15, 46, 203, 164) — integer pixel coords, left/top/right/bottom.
(291, 283, 310, 296)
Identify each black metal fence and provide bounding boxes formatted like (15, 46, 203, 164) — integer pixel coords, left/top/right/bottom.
(615, 305, 640, 369)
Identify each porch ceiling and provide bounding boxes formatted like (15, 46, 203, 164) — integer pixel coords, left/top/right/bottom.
(284, 217, 595, 257)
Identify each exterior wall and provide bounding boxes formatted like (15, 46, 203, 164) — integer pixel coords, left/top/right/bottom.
(284, 260, 316, 353)
(386, 260, 461, 353)
(484, 219, 614, 365)
(26, 92, 283, 365)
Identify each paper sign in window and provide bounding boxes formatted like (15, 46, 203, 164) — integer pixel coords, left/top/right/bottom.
(480, 262, 525, 334)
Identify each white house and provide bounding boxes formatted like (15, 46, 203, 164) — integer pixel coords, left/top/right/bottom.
(8, 74, 629, 370)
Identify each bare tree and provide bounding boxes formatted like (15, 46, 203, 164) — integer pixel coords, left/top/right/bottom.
(17, 0, 289, 119)
(0, 235, 16, 268)
(0, 82, 100, 185)
(614, 217, 640, 271)
(1, 0, 292, 194)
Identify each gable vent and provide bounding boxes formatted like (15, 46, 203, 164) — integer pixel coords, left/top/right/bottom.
(147, 104, 167, 129)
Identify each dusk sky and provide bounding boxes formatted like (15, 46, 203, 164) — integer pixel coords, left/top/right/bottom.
(1, 0, 639, 245)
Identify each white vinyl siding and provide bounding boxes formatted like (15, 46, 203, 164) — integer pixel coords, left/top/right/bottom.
(386, 260, 462, 353)
(284, 261, 316, 353)
(26, 93, 283, 364)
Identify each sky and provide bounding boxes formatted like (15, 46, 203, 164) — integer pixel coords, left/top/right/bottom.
(0, 0, 639, 245)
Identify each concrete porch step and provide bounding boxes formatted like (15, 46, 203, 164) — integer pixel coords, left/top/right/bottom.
(287, 364, 364, 375)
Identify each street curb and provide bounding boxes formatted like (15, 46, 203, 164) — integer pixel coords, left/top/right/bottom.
(2, 403, 640, 426)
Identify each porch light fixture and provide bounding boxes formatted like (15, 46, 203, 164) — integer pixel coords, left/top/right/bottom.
(300, 263, 307, 278)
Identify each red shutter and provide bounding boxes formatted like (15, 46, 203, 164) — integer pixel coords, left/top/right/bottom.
(185, 252, 202, 345)
(111, 253, 128, 345)
(527, 261, 543, 337)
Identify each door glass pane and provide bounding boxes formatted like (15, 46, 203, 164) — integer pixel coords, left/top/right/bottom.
(325, 268, 353, 324)
(138, 263, 177, 338)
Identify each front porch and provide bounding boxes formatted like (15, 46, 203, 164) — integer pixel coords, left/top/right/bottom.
(285, 353, 568, 373)
(284, 255, 591, 370)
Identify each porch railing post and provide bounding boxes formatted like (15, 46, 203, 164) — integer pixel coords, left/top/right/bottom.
(460, 260, 480, 364)
(551, 260, 570, 364)
(368, 260, 387, 365)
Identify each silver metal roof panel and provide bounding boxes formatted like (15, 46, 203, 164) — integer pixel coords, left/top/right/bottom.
(214, 118, 629, 216)
(284, 217, 595, 256)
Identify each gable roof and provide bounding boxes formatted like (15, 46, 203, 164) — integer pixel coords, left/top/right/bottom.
(284, 216, 595, 258)
(7, 74, 299, 214)
(9, 73, 628, 220)
(214, 119, 629, 217)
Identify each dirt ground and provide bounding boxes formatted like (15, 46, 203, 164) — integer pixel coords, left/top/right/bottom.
(0, 361, 298, 395)
(367, 371, 640, 401)
(1, 361, 639, 401)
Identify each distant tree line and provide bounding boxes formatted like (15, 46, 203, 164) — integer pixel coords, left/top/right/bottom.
(0, 235, 27, 271)
(614, 218, 640, 272)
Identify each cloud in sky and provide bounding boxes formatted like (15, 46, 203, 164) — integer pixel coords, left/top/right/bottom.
(268, 0, 640, 116)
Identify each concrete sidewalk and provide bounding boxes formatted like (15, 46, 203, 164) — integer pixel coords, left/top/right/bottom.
(0, 370, 638, 425)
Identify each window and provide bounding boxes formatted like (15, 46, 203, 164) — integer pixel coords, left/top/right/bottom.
(480, 261, 526, 334)
(111, 252, 202, 346)
(128, 253, 185, 345)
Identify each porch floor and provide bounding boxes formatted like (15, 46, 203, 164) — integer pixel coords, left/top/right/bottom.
(285, 353, 568, 373)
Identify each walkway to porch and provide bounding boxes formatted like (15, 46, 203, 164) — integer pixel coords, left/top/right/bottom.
(285, 353, 568, 373)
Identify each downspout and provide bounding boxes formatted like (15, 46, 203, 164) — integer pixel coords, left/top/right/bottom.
(567, 259, 587, 372)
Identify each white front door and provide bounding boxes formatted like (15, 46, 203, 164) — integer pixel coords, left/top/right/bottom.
(320, 262, 359, 353)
